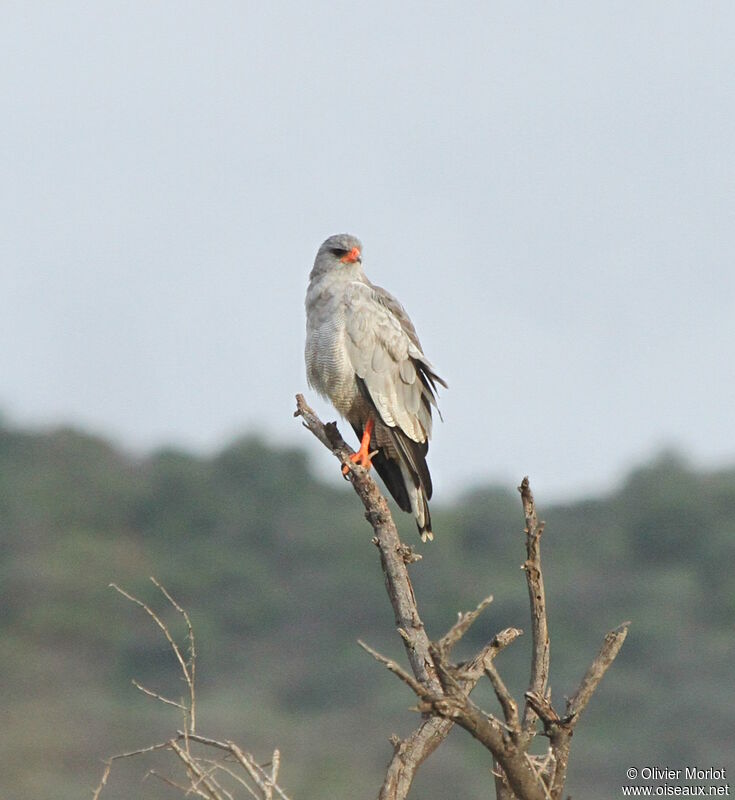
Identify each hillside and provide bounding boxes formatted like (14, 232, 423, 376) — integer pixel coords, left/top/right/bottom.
(1, 422, 733, 799)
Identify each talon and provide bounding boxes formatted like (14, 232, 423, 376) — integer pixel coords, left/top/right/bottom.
(340, 448, 374, 474)
(340, 418, 376, 475)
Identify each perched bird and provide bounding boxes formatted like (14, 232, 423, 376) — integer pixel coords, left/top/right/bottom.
(305, 233, 446, 541)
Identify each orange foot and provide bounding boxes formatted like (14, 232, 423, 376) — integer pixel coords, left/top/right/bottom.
(342, 418, 377, 475)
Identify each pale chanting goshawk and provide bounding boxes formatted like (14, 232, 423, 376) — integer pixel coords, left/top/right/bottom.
(305, 234, 446, 541)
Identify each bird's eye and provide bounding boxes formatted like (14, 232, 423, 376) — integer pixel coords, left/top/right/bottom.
(329, 247, 349, 257)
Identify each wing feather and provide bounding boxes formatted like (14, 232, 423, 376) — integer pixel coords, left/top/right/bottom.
(344, 282, 444, 444)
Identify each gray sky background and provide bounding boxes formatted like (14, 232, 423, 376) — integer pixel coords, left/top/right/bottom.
(2, 2, 734, 501)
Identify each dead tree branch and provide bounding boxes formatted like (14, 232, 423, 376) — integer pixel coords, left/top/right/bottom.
(436, 594, 494, 657)
(518, 477, 550, 740)
(110, 577, 197, 734)
(296, 394, 454, 796)
(296, 396, 532, 798)
(296, 395, 436, 684)
(296, 395, 536, 798)
(94, 580, 291, 800)
(296, 396, 628, 799)
(537, 621, 631, 798)
(485, 661, 519, 732)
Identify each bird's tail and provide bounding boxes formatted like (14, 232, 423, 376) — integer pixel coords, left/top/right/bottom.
(353, 421, 434, 542)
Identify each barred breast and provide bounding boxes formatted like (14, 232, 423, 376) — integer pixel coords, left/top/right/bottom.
(305, 285, 360, 417)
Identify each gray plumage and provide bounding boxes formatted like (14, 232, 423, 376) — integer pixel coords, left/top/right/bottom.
(305, 233, 446, 541)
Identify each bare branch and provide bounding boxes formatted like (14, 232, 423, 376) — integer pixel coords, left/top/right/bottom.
(363, 630, 552, 800)
(171, 733, 293, 800)
(296, 396, 591, 800)
(420, 695, 548, 800)
(151, 576, 197, 733)
(193, 761, 261, 800)
(518, 477, 551, 736)
(444, 626, 521, 691)
(296, 394, 456, 797)
(379, 626, 522, 799)
(169, 738, 222, 800)
(358, 639, 429, 698)
(485, 627, 524, 662)
(92, 762, 112, 800)
(109, 581, 196, 733)
(437, 594, 494, 656)
(93, 741, 175, 799)
(485, 662, 520, 731)
(176, 730, 233, 753)
(524, 753, 554, 800)
(147, 769, 212, 798)
(230, 742, 293, 800)
(131, 679, 187, 711)
(538, 621, 631, 800)
(524, 691, 562, 732)
(296, 395, 440, 687)
(294, 393, 355, 465)
(378, 717, 455, 800)
(297, 399, 629, 800)
(493, 761, 517, 800)
(97, 586, 291, 800)
(566, 621, 630, 724)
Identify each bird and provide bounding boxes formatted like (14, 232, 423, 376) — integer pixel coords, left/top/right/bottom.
(305, 233, 446, 541)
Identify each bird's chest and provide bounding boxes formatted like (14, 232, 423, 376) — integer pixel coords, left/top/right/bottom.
(306, 302, 359, 415)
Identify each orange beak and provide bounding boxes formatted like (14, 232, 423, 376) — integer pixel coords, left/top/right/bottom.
(340, 246, 361, 264)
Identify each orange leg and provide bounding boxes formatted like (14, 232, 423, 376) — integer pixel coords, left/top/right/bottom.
(342, 417, 376, 475)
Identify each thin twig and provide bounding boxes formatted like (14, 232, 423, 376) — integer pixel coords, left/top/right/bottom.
(109, 583, 194, 723)
(91, 762, 112, 800)
(96, 585, 291, 800)
(485, 661, 519, 731)
(92, 741, 174, 799)
(544, 622, 630, 800)
(147, 769, 211, 797)
(524, 753, 553, 800)
(566, 621, 630, 723)
(131, 679, 187, 711)
(229, 743, 293, 800)
(358, 640, 428, 697)
(209, 761, 262, 800)
(169, 738, 222, 800)
(197, 760, 260, 800)
(193, 759, 237, 800)
(172, 732, 293, 800)
(437, 595, 494, 656)
(176, 730, 234, 752)
(151, 576, 197, 733)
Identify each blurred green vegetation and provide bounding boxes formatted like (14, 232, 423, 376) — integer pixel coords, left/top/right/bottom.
(0, 423, 733, 799)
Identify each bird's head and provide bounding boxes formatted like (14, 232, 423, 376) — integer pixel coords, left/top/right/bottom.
(310, 233, 363, 279)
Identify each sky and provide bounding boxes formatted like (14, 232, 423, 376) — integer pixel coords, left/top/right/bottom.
(2, 2, 734, 502)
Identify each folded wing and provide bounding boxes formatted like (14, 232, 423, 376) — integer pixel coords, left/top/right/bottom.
(343, 282, 446, 535)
